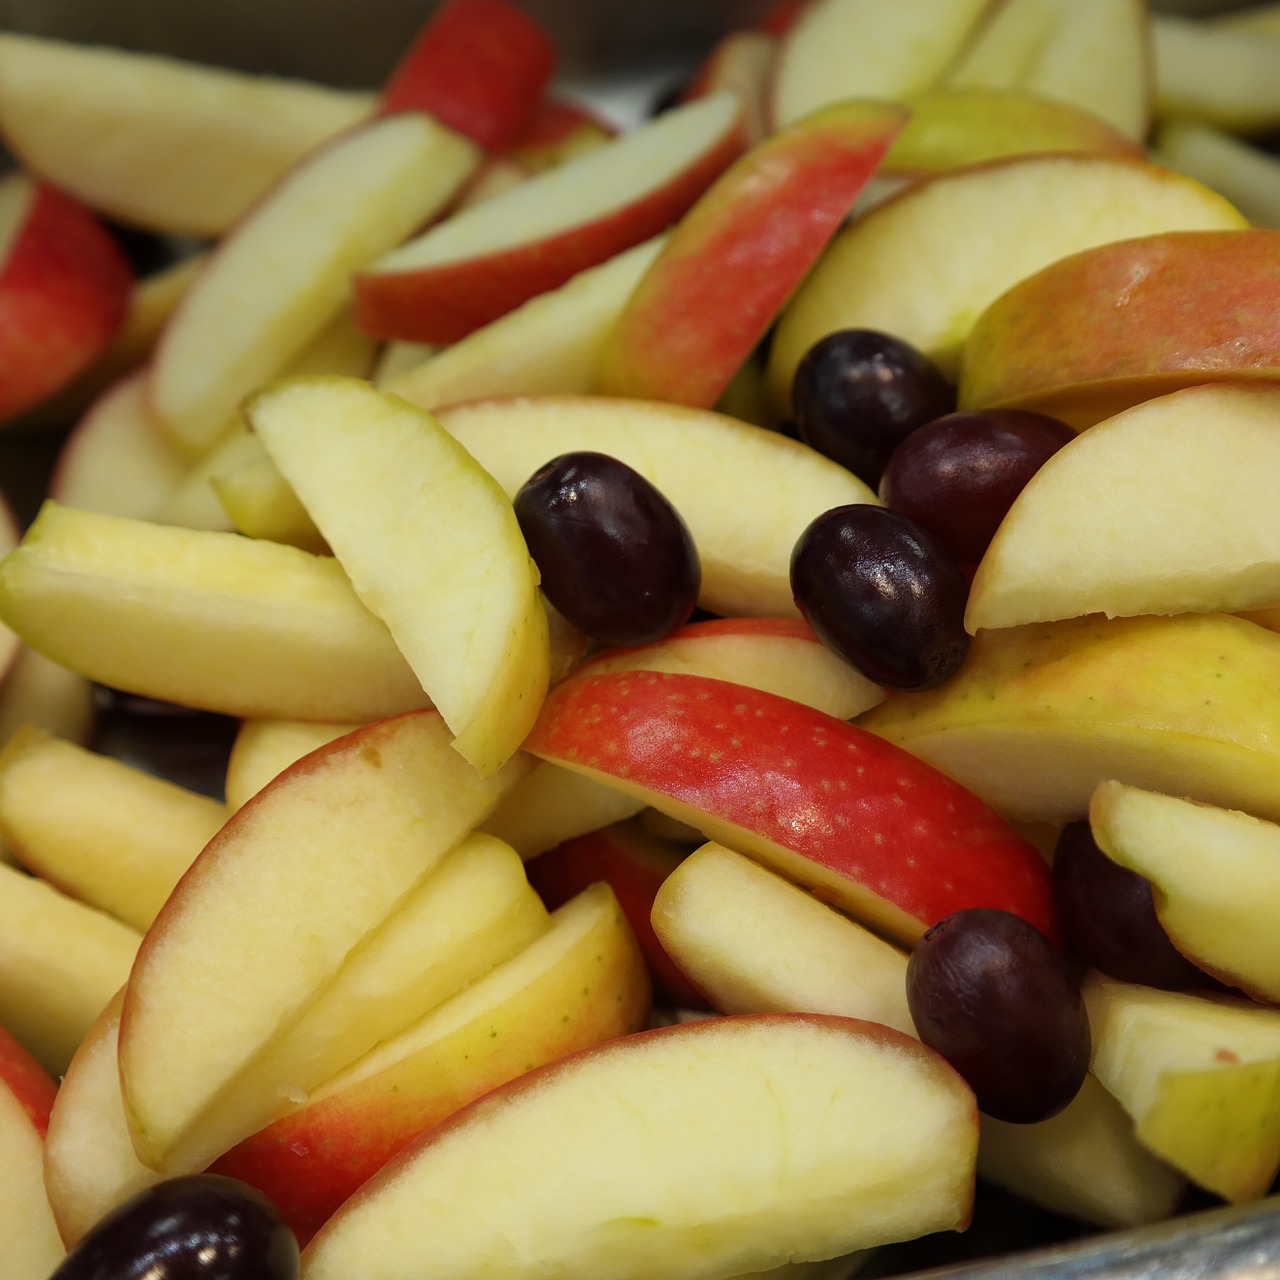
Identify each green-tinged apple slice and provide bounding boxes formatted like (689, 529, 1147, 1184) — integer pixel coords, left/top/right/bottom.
(1153, 121, 1280, 231)
(1089, 780, 1280, 1004)
(1084, 972, 1280, 1202)
(301, 1012, 977, 1280)
(0, 33, 372, 236)
(652, 842, 914, 1034)
(247, 376, 549, 776)
(525, 670, 1058, 946)
(435, 394, 877, 618)
(960, 233, 1280, 429)
(214, 881, 649, 1245)
(0, 502, 430, 722)
(767, 152, 1245, 402)
(965, 384, 1280, 631)
(768, 0, 996, 129)
(117, 709, 531, 1172)
(151, 111, 480, 456)
(0, 724, 227, 932)
(353, 91, 746, 344)
(595, 99, 908, 409)
(0, 860, 139, 1075)
(859, 613, 1280, 827)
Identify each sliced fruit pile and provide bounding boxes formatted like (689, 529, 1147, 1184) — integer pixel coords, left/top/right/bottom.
(2, 1, 1280, 1278)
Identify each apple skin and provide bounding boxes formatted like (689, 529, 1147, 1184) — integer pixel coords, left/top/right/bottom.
(596, 99, 908, 409)
(524, 669, 1059, 947)
(378, 0, 555, 151)
(506, 98, 616, 172)
(0, 1022, 56, 1138)
(0, 175, 132, 425)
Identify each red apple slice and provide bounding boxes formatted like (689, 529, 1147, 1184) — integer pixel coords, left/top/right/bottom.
(596, 99, 907, 409)
(378, 0, 555, 151)
(524, 669, 1059, 947)
(0, 173, 132, 425)
(506, 97, 616, 171)
(354, 91, 746, 343)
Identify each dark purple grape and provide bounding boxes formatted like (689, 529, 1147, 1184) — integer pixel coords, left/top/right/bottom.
(907, 908, 1090, 1124)
(1053, 821, 1204, 990)
(50, 1175, 298, 1280)
(879, 410, 1076, 567)
(790, 503, 970, 690)
(791, 329, 955, 486)
(514, 451, 700, 647)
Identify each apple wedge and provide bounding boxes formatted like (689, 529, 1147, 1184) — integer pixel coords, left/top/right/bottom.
(213, 881, 649, 1245)
(767, 152, 1246, 401)
(118, 709, 531, 1173)
(964, 384, 1280, 631)
(1089, 780, 1280, 1005)
(683, 28, 775, 147)
(353, 91, 746, 344)
(595, 99, 908, 409)
(0, 502, 431, 723)
(960, 233, 1280, 429)
(858, 612, 1280, 826)
(224, 719, 361, 812)
(247, 376, 549, 776)
(1153, 120, 1280, 232)
(302, 1012, 977, 1280)
(524, 669, 1058, 947)
(151, 111, 481, 457)
(0, 172, 132, 426)
(0, 647, 94, 750)
(0, 489, 19, 687)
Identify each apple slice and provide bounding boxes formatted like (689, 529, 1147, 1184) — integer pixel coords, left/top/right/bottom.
(506, 97, 616, 172)
(682, 29, 775, 147)
(150, 111, 480, 457)
(965, 384, 1280, 631)
(0, 647, 94, 749)
(1084, 971, 1280, 1202)
(213, 881, 648, 1245)
(1153, 120, 1280, 232)
(1089, 780, 1280, 1005)
(0, 502, 431, 722)
(0, 724, 227, 932)
(768, 0, 997, 129)
(0, 33, 373, 236)
(525, 669, 1058, 947)
(435, 394, 877, 618)
(302, 1012, 977, 1280)
(224, 719, 361, 812)
(0, 488, 20, 687)
(767, 152, 1246, 402)
(858, 612, 1280, 827)
(353, 91, 746, 344)
(247, 376, 549, 777)
(595, 99, 908, 409)
(0, 172, 132, 426)
(118, 709, 531, 1173)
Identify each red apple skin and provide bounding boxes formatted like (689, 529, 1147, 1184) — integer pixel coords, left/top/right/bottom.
(377, 0, 555, 152)
(760, 0, 810, 35)
(352, 116, 747, 344)
(595, 100, 908, 408)
(0, 180, 132, 424)
(507, 98, 616, 172)
(527, 823, 708, 1009)
(525, 670, 1059, 947)
(0, 1021, 57, 1137)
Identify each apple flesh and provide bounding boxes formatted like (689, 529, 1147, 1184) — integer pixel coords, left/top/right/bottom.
(682, 29, 775, 147)
(1152, 120, 1280, 233)
(224, 719, 360, 812)
(301, 1013, 978, 1280)
(0, 646, 94, 751)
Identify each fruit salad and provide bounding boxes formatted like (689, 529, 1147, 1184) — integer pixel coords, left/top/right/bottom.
(2, 1, 1280, 1277)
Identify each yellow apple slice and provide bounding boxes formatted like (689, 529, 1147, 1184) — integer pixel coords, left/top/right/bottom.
(151, 111, 480, 456)
(1084, 972, 1280, 1202)
(0, 724, 227, 932)
(767, 152, 1246, 401)
(0, 34, 372, 235)
(965, 384, 1280, 631)
(1089, 780, 1280, 1005)
(302, 1012, 978, 1280)
(859, 612, 1280, 827)
(1153, 121, 1280, 231)
(0, 502, 429, 722)
(0, 647, 94, 750)
(247, 376, 549, 777)
(118, 709, 531, 1173)
(224, 719, 361, 812)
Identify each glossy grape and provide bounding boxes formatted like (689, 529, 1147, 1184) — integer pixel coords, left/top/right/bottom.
(907, 908, 1090, 1124)
(879, 409, 1075, 567)
(514, 451, 700, 647)
(50, 1175, 298, 1280)
(790, 503, 970, 690)
(791, 329, 955, 486)
(1053, 821, 1204, 990)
